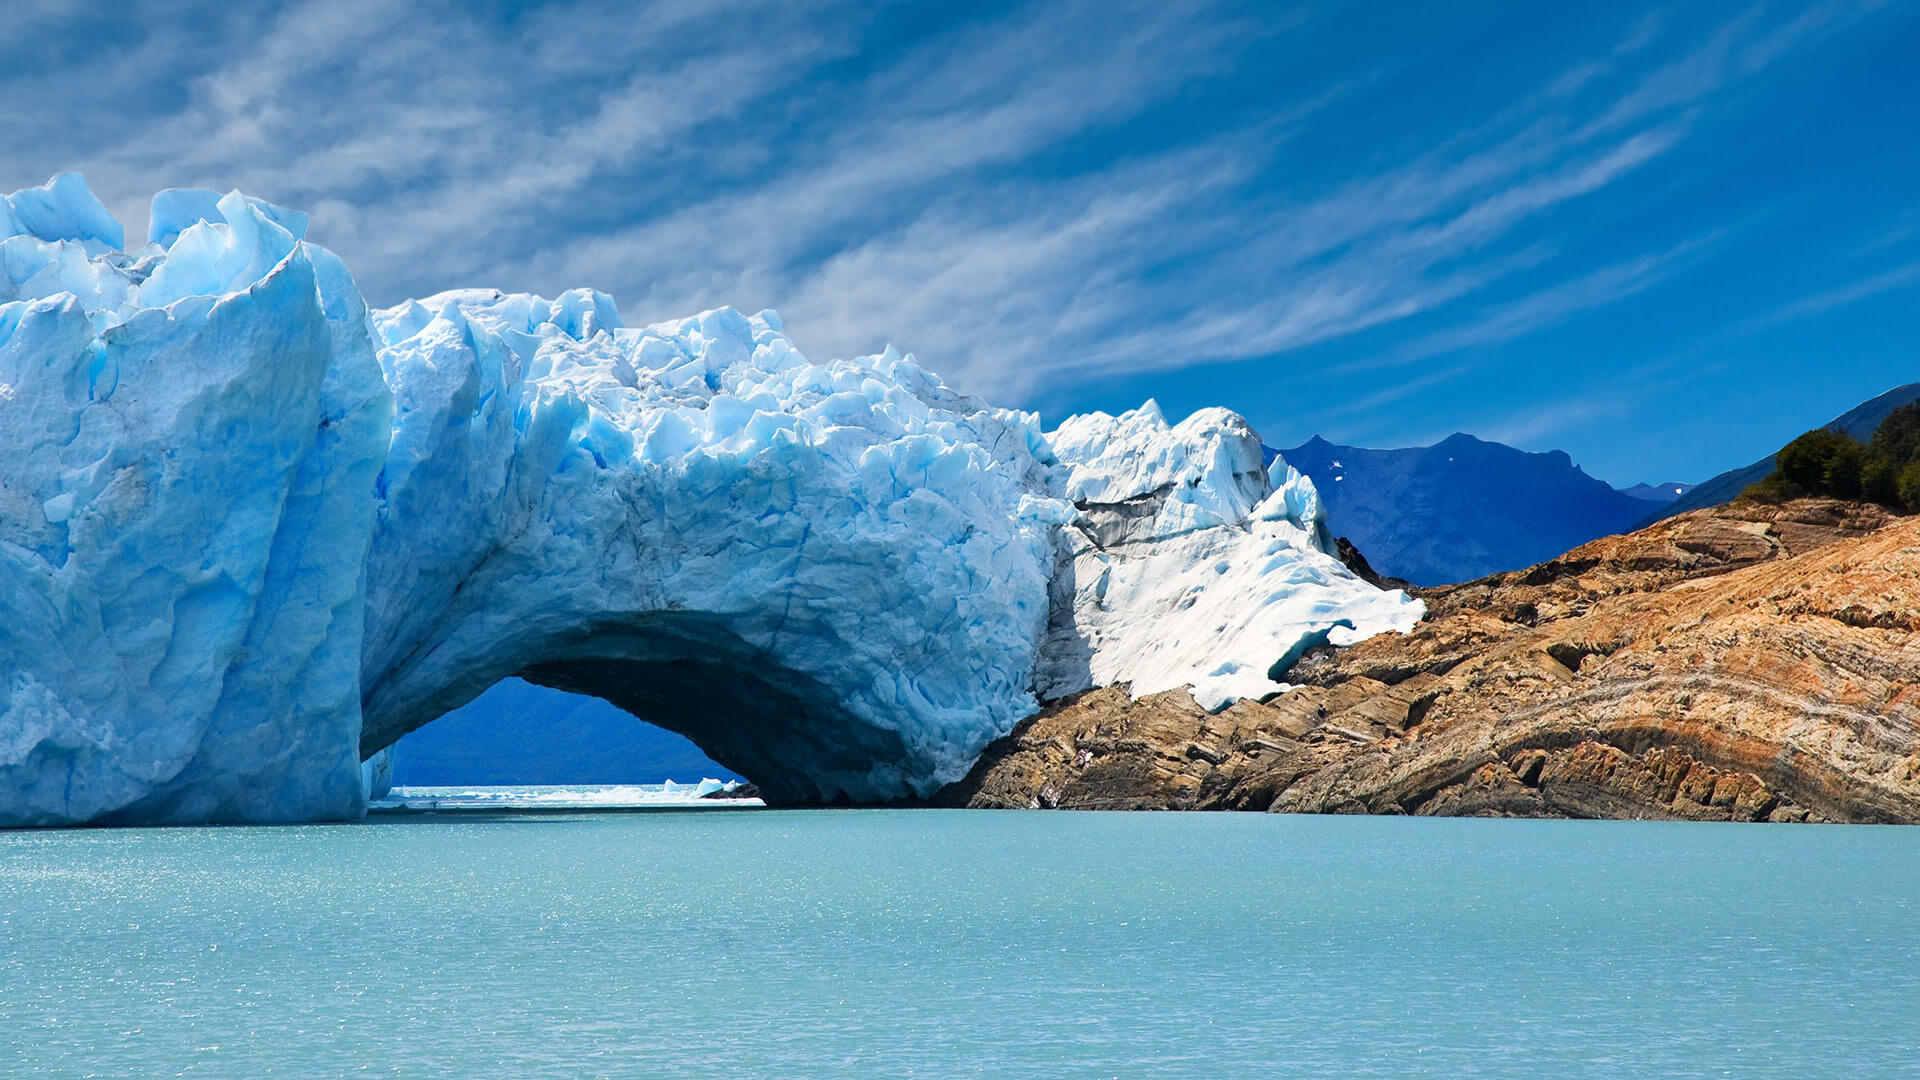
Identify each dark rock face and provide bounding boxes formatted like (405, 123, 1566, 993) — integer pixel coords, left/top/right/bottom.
(701, 782, 762, 801)
(1418, 744, 1788, 821)
(940, 498, 1920, 823)
(1332, 536, 1408, 592)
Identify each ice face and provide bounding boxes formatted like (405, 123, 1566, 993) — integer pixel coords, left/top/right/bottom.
(1038, 404, 1420, 711)
(0, 184, 389, 825)
(0, 174, 1421, 826)
(0, 172, 123, 251)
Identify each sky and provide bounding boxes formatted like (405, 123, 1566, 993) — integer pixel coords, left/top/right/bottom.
(3, 1, 1916, 486)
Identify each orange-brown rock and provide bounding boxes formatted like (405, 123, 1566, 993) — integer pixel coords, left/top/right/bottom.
(939, 499, 1920, 822)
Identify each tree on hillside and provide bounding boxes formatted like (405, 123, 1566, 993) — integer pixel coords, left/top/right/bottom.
(1900, 462, 1920, 510)
(1869, 402, 1920, 465)
(1746, 401, 1920, 512)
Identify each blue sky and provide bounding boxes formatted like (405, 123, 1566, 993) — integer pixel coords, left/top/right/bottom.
(3, 1, 1916, 486)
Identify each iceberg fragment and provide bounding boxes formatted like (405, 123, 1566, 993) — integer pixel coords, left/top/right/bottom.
(0, 172, 123, 250)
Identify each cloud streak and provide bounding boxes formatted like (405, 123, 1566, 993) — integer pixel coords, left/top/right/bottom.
(1753, 260, 1920, 328)
(0, 0, 1897, 419)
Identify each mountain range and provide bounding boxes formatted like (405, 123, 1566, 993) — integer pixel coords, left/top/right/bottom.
(1273, 433, 1677, 587)
(391, 678, 740, 786)
(1617, 482, 1696, 503)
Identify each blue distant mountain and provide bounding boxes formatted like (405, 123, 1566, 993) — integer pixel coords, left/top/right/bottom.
(1617, 481, 1695, 504)
(391, 678, 740, 786)
(1273, 433, 1671, 587)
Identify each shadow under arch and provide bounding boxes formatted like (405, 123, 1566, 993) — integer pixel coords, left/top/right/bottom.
(359, 611, 914, 805)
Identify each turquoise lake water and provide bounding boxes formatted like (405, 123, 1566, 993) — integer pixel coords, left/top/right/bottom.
(4, 810, 1918, 1078)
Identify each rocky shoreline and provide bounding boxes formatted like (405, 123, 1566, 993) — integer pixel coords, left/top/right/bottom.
(937, 498, 1920, 823)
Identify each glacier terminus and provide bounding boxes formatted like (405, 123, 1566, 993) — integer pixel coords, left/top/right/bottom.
(0, 174, 1421, 826)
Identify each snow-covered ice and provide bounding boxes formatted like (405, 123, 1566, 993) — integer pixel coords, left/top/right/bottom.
(0, 174, 1421, 826)
(1040, 402, 1421, 711)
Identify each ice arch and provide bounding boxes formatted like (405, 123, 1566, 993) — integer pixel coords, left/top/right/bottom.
(351, 291, 1065, 805)
(0, 175, 1421, 825)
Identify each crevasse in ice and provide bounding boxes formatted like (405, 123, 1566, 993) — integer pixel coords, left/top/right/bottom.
(0, 174, 1421, 825)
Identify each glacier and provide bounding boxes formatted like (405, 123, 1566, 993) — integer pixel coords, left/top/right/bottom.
(0, 173, 1421, 826)
(1039, 402, 1423, 711)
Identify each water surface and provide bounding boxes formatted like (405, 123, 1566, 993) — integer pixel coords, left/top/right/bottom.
(4, 811, 1917, 1077)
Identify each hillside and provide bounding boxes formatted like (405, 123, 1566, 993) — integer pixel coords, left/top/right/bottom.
(391, 678, 740, 786)
(1653, 382, 1920, 521)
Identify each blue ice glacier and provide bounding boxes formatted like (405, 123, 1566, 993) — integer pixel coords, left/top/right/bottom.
(0, 174, 1421, 826)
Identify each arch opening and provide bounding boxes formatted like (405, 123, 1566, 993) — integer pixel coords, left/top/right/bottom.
(361, 612, 922, 805)
(384, 678, 742, 789)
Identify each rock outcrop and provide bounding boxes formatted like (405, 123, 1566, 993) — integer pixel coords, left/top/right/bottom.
(939, 499, 1920, 823)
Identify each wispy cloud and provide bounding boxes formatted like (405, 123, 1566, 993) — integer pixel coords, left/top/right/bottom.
(1751, 260, 1920, 328)
(0, 0, 1896, 417)
(1478, 398, 1628, 451)
(1369, 235, 1715, 371)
